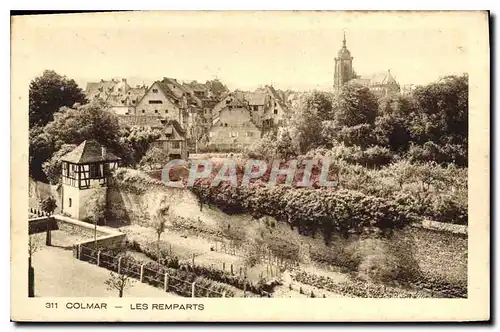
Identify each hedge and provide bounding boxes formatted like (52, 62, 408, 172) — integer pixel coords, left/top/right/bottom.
(190, 183, 418, 239)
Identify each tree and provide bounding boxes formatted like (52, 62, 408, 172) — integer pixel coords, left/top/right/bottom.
(120, 126, 162, 164)
(40, 196, 57, 215)
(44, 101, 122, 152)
(374, 94, 414, 152)
(411, 74, 468, 146)
(275, 128, 297, 160)
(334, 83, 378, 127)
(29, 70, 87, 128)
(104, 270, 135, 298)
(29, 126, 55, 182)
(140, 146, 170, 170)
(289, 91, 335, 153)
(153, 201, 170, 264)
(85, 184, 107, 246)
(28, 234, 42, 297)
(336, 124, 378, 149)
(42, 144, 77, 184)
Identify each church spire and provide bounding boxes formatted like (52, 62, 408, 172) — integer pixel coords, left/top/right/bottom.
(343, 31, 346, 47)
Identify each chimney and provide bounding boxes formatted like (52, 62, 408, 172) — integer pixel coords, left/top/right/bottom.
(101, 146, 107, 159)
(122, 78, 127, 83)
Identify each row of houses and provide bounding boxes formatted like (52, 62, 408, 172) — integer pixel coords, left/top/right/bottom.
(85, 77, 291, 158)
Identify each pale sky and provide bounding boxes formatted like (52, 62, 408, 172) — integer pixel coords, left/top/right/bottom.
(12, 11, 481, 92)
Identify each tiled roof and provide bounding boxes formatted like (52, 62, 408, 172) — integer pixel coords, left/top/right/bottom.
(85, 81, 116, 96)
(118, 115, 165, 128)
(127, 87, 146, 101)
(106, 94, 128, 107)
(60, 140, 121, 164)
(369, 70, 398, 85)
(244, 92, 267, 106)
(350, 78, 371, 86)
(184, 81, 207, 92)
(351, 71, 399, 87)
(159, 78, 202, 107)
(162, 119, 186, 136)
(265, 85, 288, 111)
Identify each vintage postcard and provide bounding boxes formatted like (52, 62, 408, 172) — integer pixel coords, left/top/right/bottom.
(11, 11, 489, 322)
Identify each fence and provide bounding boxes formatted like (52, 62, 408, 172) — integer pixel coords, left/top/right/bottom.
(212, 239, 298, 272)
(76, 245, 228, 298)
(29, 207, 52, 218)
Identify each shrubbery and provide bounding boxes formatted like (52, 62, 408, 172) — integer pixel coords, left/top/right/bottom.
(191, 182, 418, 240)
(293, 271, 435, 298)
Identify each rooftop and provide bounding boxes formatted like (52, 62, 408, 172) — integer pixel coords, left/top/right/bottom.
(60, 140, 121, 164)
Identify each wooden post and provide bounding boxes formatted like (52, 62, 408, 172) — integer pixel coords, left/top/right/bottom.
(45, 229, 51, 246)
(222, 262, 225, 271)
(243, 279, 247, 298)
(97, 250, 101, 266)
(191, 281, 196, 298)
(140, 264, 144, 282)
(77, 244, 82, 260)
(170, 244, 172, 256)
(118, 257, 122, 274)
(231, 264, 233, 275)
(239, 267, 242, 277)
(192, 253, 195, 266)
(164, 273, 169, 292)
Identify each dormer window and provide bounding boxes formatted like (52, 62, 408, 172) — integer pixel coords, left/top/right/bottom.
(152, 89, 158, 93)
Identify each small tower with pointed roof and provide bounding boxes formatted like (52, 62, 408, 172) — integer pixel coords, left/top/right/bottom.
(60, 140, 121, 220)
(333, 32, 355, 95)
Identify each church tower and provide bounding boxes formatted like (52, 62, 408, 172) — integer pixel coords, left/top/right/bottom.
(333, 32, 355, 95)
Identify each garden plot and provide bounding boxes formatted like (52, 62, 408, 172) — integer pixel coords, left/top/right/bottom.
(120, 224, 283, 284)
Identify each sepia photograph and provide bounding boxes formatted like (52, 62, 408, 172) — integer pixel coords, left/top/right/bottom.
(11, 10, 489, 322)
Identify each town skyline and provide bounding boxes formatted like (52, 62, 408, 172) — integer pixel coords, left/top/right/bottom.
(18, 11, 471, 92)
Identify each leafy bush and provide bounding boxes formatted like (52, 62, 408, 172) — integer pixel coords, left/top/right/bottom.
(293, 271, 436, 298)
(191, 182, 418, 240)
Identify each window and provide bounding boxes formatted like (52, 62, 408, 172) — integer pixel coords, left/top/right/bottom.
(154, 110, 159, 114)
(68, 198, 72, 207)
(224, 123, 228, 127)
(152, 89, 158, 93)
(149, 100, 163, 104)
(274, 109, 278, 115)
(171, 141, 180, 149)
(132, 100, 136, 104)
(246, 132, 254, 137)
(89, 164, 101, 178)
(230, 132, 238, 138)
(121, 100, 125, 104)
(142, 110, 145, 114)
(165, 109, 168, 113)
